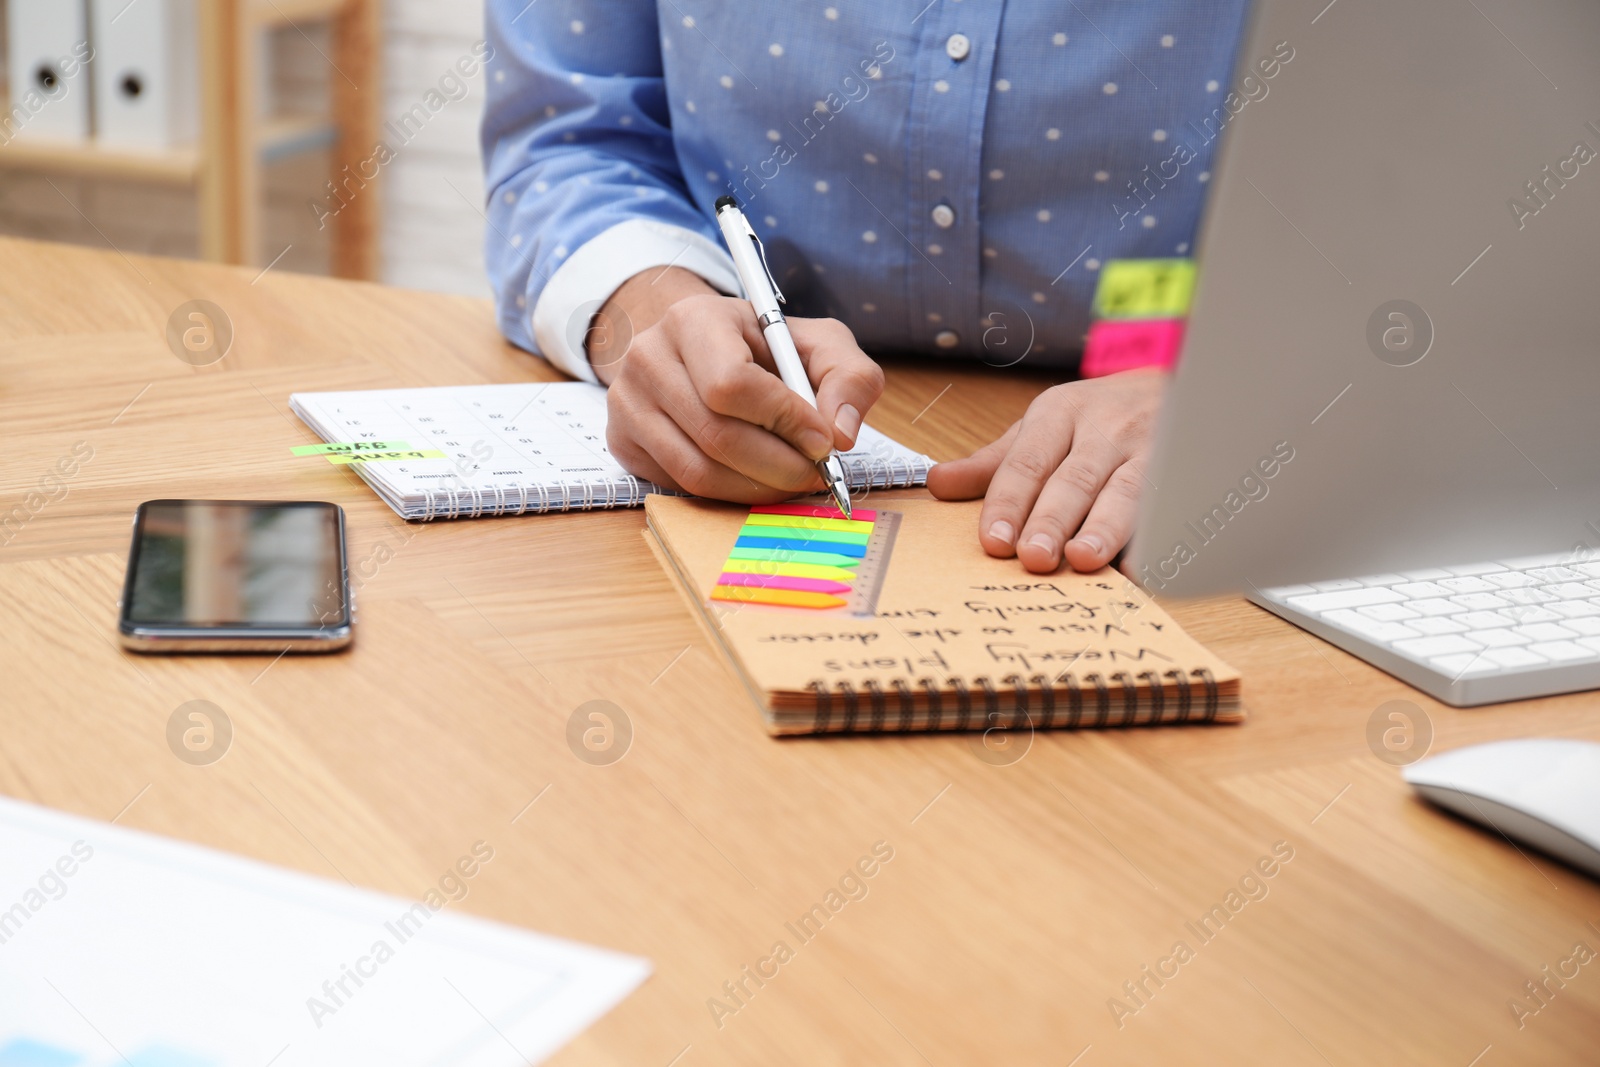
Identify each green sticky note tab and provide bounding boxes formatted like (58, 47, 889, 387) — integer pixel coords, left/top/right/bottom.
(327, 449, 447, 465)
(1093, 258, 1196, 319)
(292, 440, 411, 456)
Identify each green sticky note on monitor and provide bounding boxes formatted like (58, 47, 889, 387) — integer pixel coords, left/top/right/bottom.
(1093, 258, 1196, 319)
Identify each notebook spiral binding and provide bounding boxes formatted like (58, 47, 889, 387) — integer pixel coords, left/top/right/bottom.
(417, 475, 655, 521)
(842, 453, 926, 490)
(807, 669, 1219, 733)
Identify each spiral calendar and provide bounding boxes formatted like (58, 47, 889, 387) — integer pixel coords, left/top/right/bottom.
(289, 382, 932, 521)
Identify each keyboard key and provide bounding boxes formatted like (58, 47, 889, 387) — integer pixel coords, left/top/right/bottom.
(1392, 581, 1453, 598)
(1527, 566, 1585, 583)
(1500, 588, 1557, 606)
(1401, 568, 1454, 580)
(1311, 578, 1367, 592)
(1357, 603, 1419, 621)
(1357, 573, 1408, 587)
(1525, 640, 1594, 662)
(1451, 592, 1512, 611)
(1483, 647, 1548, 668)
(1264, 584, 1317, 598)
(1560, 616, 1600, 636)
(1454, 610, 1518, 629)
(1552, 600, 1600, 619)
(1485, 571, 1539, 589)
(1499, 605, 1563, 624)
(1407, 598, 1464, 616)
(1430, 652, 1496, 675)
(1543, 583, 1594, 600)
(1285, 588, 1405, 613)
(1410, 617, 1467, 635)
(1323, 610, 1420, 643)
(1497, 552, 1571, 570)
(1578, 635, 1600, 655)
(1438, 576, 1498, 593)
(1512, 622, 1579, 642)
(1462, 628, 1530, 648)
(1444, 562, 1506, 576)
(1570, 561, 1600, 579)
(1394, 635, 1480, 658)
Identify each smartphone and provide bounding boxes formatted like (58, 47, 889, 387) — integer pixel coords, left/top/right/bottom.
(118, 500, 353, 653)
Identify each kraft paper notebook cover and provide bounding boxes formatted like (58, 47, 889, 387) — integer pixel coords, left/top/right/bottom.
(644, 493, 1243, 735)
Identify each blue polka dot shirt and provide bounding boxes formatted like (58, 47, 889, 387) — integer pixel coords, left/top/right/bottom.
(482, 1, 1250, 382)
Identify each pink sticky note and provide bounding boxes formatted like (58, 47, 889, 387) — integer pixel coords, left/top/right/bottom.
(1081, 318, 1186, 377)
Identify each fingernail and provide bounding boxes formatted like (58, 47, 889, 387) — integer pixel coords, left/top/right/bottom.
(799, 428, 832, 460)
(834, 404, 862, 442)
(1069, 534, 1104, 557)
(987, 520, 1015, 546)
(1026, 533, 1057, 558)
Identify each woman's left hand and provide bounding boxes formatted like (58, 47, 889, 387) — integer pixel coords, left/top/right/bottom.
(927, 369, 1168, 575)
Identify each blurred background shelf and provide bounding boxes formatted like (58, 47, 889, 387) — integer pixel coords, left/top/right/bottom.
(0, 116, 335, 181)
(0, 136, 200, 183)
(0, 0, 489, 295)
(0, 0, 380, 278)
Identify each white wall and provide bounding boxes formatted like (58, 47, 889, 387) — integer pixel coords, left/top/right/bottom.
(0, 0, 491, 296)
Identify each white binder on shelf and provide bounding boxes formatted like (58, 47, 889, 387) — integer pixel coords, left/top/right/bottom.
(88, 0, 200, 150)
(4, 0, 93, 143)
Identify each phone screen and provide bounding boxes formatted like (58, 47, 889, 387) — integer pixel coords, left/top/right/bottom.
(123, 501, 348, 629)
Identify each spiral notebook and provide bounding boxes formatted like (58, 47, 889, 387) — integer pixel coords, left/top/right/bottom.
(289, 383, 932, 521)
(644, 493, 1243, 735)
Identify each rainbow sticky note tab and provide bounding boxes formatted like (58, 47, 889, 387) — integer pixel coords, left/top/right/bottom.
(712, 503, 878, 610)
(1081, 318, 1186, 377)
(1092, 258, 1196, 320)
(291, 440, 410, 456)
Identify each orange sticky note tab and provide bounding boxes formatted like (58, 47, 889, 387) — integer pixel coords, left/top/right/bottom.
(710, 586, 849, 610)
(1081, 318, 1186, 377)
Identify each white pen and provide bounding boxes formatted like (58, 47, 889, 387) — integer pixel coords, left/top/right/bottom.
(713, 195, 852, 518)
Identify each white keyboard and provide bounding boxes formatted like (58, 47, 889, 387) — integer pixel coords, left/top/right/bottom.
(1256, 552, 1600, 706)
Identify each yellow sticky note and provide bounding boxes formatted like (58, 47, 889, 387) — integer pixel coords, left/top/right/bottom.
(327, 449, 447, 465)
(1093, 258, 1197, 319)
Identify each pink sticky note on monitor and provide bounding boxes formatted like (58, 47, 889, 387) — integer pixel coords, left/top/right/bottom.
(1081, 318, 1186, 377)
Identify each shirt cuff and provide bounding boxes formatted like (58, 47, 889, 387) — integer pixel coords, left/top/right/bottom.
(529, 218, 742, 384)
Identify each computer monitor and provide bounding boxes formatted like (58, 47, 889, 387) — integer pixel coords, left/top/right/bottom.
(1134, 0, 1600, 599)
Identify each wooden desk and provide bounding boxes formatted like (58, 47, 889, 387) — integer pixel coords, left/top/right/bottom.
(3, 237, 1596, 1064)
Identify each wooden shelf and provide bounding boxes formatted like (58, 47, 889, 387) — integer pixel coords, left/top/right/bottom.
(251, 0, 347, 29)
(259, 115, 340, 163)
(0, 137, 200, 183)
(0, 115, 337, 182)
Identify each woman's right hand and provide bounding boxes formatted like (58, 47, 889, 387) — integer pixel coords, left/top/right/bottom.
(590, 268, 885, 502)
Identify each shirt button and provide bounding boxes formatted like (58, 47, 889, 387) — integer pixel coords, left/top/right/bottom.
(931, 203, 956, 229)
(934, 330, 960, 349)
(945, 34, 971, 62)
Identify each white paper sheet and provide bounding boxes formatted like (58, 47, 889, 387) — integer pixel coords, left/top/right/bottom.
(0, 797, 649, 1066)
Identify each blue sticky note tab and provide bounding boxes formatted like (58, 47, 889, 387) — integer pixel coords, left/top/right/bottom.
(0, 1039, 83, 1067)
(122, 1048, 216, 1067)
(734, 536, 868, 558)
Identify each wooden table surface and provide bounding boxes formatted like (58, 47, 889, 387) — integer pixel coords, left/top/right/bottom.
(3, 237, 1597, 1065)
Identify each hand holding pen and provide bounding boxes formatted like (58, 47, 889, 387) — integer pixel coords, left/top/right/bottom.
(713, 196, 853, 515)
(588, 203, 884, 507)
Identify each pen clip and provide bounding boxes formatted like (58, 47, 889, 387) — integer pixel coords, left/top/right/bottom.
(744, 225, 785, 306)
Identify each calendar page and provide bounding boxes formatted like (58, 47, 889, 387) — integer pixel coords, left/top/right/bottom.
(290, 383, 931, 521)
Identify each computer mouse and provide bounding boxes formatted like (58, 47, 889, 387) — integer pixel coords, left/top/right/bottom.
(1402, 738, 1600, 880)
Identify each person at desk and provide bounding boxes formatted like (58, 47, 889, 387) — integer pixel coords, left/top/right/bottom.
(481, 3, 1246, 573)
